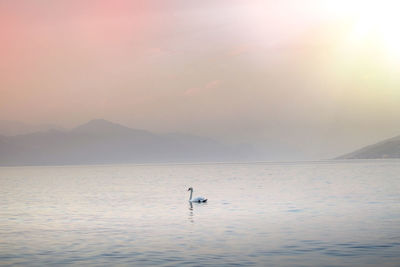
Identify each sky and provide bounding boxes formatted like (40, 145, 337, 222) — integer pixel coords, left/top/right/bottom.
(1, 0, 400, 160)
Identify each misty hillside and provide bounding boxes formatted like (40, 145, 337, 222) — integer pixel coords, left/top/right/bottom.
(0, 119, 255, 166)
(0, 120, 63, 136)
(337, 134, 400, 159)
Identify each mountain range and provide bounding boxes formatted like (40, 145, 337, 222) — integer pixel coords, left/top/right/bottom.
(1, 119, 399, 166)
(0, 119, 256, 166)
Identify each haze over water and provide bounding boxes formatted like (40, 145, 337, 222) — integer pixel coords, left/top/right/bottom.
(1, 160, 399, 266)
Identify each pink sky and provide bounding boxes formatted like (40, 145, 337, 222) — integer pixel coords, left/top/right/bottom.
(1, 0, 400, 159)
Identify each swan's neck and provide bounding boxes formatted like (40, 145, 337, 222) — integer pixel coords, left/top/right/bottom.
(189, 190, 193, 200)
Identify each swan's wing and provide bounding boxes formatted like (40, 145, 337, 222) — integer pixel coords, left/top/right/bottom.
(191, 196, 207, 202)
(199, 197, 207, 202)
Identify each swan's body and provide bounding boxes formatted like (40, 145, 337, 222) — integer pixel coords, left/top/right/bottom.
(188, 187, 207, 203)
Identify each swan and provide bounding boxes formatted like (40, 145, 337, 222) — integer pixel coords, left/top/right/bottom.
(188, 187, 207, 203)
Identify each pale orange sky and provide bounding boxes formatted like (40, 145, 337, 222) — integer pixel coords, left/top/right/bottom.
(1, 0, 400, 159)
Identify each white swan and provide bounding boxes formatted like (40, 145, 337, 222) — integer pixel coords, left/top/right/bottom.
(188, 187, 207, 203)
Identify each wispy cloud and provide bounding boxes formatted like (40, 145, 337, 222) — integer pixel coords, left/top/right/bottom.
(227, 45, 251, 57)
(184, 80, 222, 96)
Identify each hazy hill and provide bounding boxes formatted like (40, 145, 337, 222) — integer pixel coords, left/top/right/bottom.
(337, 134, 400, 159)
(0, 119, 255, 166)
(0, 120, 63, 136)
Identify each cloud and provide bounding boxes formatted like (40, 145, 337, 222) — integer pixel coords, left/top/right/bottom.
(227, 45, 250, 57)
(184, 79, 222, 96)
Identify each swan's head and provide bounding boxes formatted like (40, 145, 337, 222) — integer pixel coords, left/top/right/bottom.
(187, 187, 193, 191)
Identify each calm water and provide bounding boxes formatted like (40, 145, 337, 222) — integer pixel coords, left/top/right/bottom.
(1, 160, 399, 266)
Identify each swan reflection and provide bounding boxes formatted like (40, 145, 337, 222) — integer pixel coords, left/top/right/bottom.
(188, 201, 209, 223)
(188, 202, 194, 223)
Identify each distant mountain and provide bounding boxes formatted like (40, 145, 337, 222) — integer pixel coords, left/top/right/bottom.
(0, 120, 63, 136)
(71, 119, 145, 135)
(0, 119, 256, 166)
(336, 134, 400, 159)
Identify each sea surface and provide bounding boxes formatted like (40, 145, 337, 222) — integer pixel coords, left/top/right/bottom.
(1, 160, 399, 266)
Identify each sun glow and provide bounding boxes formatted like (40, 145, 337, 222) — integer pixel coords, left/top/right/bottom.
(347, 0, 400, 60)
